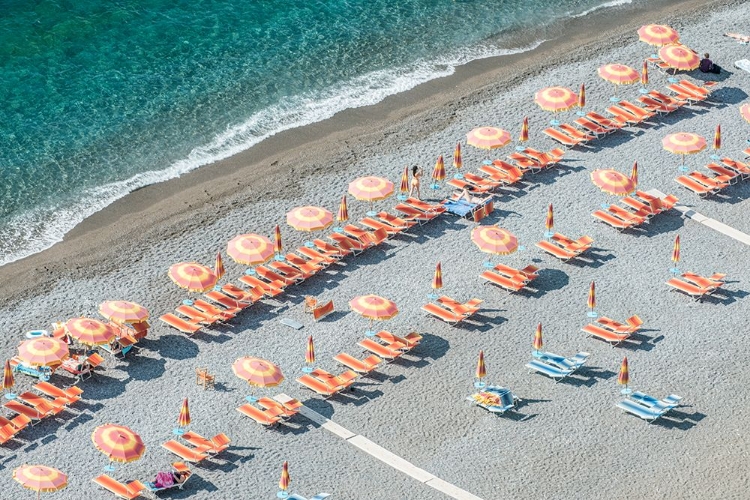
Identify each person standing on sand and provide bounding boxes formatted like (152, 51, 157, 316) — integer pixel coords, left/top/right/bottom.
(409, 165, 422, 199)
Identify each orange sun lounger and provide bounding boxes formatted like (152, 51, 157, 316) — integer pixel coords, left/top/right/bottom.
(574, 117, 617, 136)
(272, 259, 318, 279)
(333, 352, 383, 375)
(675, 175, 720, 197)
(256, 265, 300, 286)
(236, 403, 284, 426)
(606, 105, 644, 125)
(618, 100, 656, 120)
(285, 251, 327, 271)
(239, 274, 285, 297)
(296, 246, 339, 265)
(357, 338, 404, 361)
(0, 414, 32, 432)
(310, 368, 358, 390)
(181, 431, 230, 455)
(159, 313, 202, 335)
(394, 204, 439, 224)
(436, 296, 483, 316)
(92, 474, 147, 500)
(313, 238, 351, 258)
(422, 302, 472, 324)
(536, 240, 578, 261)
(360, 217, 403, 237)
(0, 423, 22, 445)
(558, 124, 596, 142)
(682, 272, 726, 289)
(296, 375, 343, 398)
(33, 382, 83, 405)
(666, 278, 714, 300)
(586, 111, 626, 130)
(597, 315, 643, 334)
(162, 440, 210, 463)
(582, 324, 631, 346)
(4, 399, 52, 424)
(175, 305, 221, 326)
(17, 392, 66, 416)
(193, 299, 239, 320)
(220, 283, 263, 304)
(375, 330, 422, 350)
(376, 211, 418, 230)
(592, 210, 638, 231)
(480, 270, 526, 292)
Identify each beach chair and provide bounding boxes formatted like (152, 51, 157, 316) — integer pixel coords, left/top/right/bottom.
(310, 368, 358, 390)
(421, 302, 468, 325)
(436, 296, 483, 314)
(239, 274, 284, 297)
(551, 233, 593, 252)
(466, 386, 518, 414)
(342, 225, 377, 247)
(666, 83, 707, 103)
(558, 124, 596, 142)
(592, 209, 637, 231)
(405, 197, 447, 214)
(257, 397, 301, 419)
(0, 414, 32, 433)
(236, 403, 284, 426)
(393, 204, 436, 224)
(256, 265, 300, 287)
(272, 260, 318, 280)
(59, 353, 104, 380)
(193, 299, 239, 320)
(329, 232, 369, 253)
(608, 205, 647, 225)
(690, 171, 731, 189)
(480, 270, 526, 292)
(618, 100, 656, 121)
(0, 423, 22, 445)
(582, 324, 631, 346)
(596, 315, 643, 334)
(205, 290, 254, 310)
(540, 127, 579, 148)
(678, 79, 713, 97)
(360, 217, 404, 237)
(357, 338, 404, 361)
(648, 90, 687, 108)
(333, 353, 382, 375)
(719, 158, 750, 179)
(536, 240, 578, 262)
(533, 351, 589, 372)
(195, 368, 215, 390)
(681, 272, 725, 290)
(675, 175, 719, 197)
(574, 117, 617, 136)
(586, 111, 627, 129)
(175, 305, 222, 326)
(17, 392, 66, 416)
(181, 431, 230, 455)
(706, 163, 740, 184)
(32, 382, 83, 405)
(145, 462, 192, 494)
(465, 171, 504, 189)
(162, 440, 209, 463)
(525, 359, 574, 382)
(375, 330, 422, 351)
(376, 211, 417, 230)
(447, 177, 494, 194)
(630, 392, 682, 413)
(606, 105, 644, 125)
(637, 95, 678, 114)
(286, 251, 327, 271)
(312, 300, 334, 321)
(4, 400, 50, 424)
(523, 147, 565, 168)
(621, 196, 658, 216)
(295, 246, 339, 265)
(220, 283, 263, 304)
(616, 399, 664, 423)
(296, 375, 343, 398)
(481, 162, 525, 185)
(312, 239, 350, 258)
(92, 474, 147, 500)
(490, 263, 534, 283)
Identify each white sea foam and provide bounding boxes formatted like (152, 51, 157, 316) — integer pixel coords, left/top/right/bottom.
(569, 0, 633, 19)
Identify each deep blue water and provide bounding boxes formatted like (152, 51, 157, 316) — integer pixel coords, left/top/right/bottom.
(0, 0, 631, 265)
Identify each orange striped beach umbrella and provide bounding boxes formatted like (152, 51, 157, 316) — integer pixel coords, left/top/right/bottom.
(471, 226, 518, 256)
(713, 124, 721, 151)
(350, 295, 399, 321)
(519, 117, 529, 143)
(17, 337, 69, 367)
(274, 225, 283, 256)
(214, 252, 225, 280)
(475, 350, 486, 382)
(232, 357, 284, 388)
(92, 424, 146, 465)
(227, 234, 273, 265)
(740, 103, 750, 124)
(533, 323, 544, 352)
(578, 85, 585, 109)
(641, 60, 649, 86)
(286, 206, 334, 232)
(631, 161, 638, 187)
(66, 318, 116, 346)
(348, 176, 394, 202)
(3, 359, 15, 394)
(587, 281, 596, 313)
(177, 398, 191, 429)
(432, 156, 446, 185)
(662, 132, 706, 168)
(279, 461, 290, 494)
(305, 336, 315, 365)
(168, 262, 218, 292)
(672, 234, 680, 266)
(598, 64, 640, 86)
(535, 86, 578, 113)
(399, 166, 410, 196)
(453, 142, 463, 171)
(432, 262, 443, 290)
(658, 44, 700, 71)
(638, 24, 679, 46)
(13, 465, 67, 500)
(590, 169, 635, 196)
(466, 127, 511, 150)
(337, 194, 349, 223)
(618, 357, 630, 392)
(545, 204, 554, 235)
(98, 301, 149, 325)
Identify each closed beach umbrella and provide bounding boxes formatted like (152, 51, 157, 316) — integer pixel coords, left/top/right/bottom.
(337, 194, 349, 223)
(641, 60, 649, 86)
(638, 24, 679, 46)
(453, 142, 463, 171)
(662, 132, 707, 168)
(66, 317, 116, 347)
(598, 64, 640, 86)
(92, 424, 146, 466)
(631, 161, 638, 188)
(286, 206, 334, 232)
(588, 281, 596, 314)
(713, 124, 721, 151)
(618, 357, 630, 393)
(98, 301, 149, 325)
(590, 169, 635, 196)
(545, 204, 554, 235)
(17, 338, 69, 367)
(658, 45, 700, 71)
(471, 226, 518, 256)
(13, 465, 67, 500)
(232, 357, 284, 388)
(3, 359, 15, 396)
(519, 117, 529, 143)
(227, 234, 274, 266)
(466, 127, 511, 150)
(475, 350, 486, 383)
(740, 103, 750, 124)
(274, 225, 283, 256)
(214, 252, 225, 280)
(432, 262, 443, 291)
(177, 398, 190, 429)
(671, 234, 681, 273)
(432, 156, 446, 186)
(279, 461, 290, 496)
(578, 85, 585, 109)
(168, 262, 218, 292)
(305, 336, 315, 365)
(535, 86, 578, 114)
(533, 323, 544, 352)
(399, 166, 410, 196)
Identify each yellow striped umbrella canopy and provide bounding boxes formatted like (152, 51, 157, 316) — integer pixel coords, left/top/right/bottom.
(713, 124, 721, 150)
(519, 117, 529, 142)
(348, 176, 394, 201)
(92, 424, 146, 463)
(177, 398, 190, 428)
(618, 357, 629, 386)
(99, 301, 149, 325)
(598, 64, 639, 85)
(545, 204, 554, 232)
(740, 103, 750, 124)
(232, 357, 284, 388)
(17, 337, 69, 367)
(279, 461, 290, 491)
(641, 60, 649, 86)
(432, 262, 443, 290)
(287, 205, 334, 231)
(475, 350, 486, 380)
(215, 251, 225, 279)
(471, 226, 518, 256)
(466, 127, 511, 150)
(399, 166, 409, 194)
(631, 161, 638, 187)
(13, 465, 67, 498)
(534, 86, 578, 113)
(533, 324, 544, 351)
(453, 142, 463, 170)
(658, 44, 699, 71)
(590, 169, 635, 196)
(672, 234, 680, 265)
(168, 262, 218, 292)
(432, 156, 446, 182)
(305, 335, 315, 365)
(227, 234, 274, 265)
(588, 281, 596, 311)
(349, 295, 399, 320)
(337, 195, 349, 223)
(578, 84, 586, 108)
(637, 24, 679, 46)
(274, 225, 283, 255)
(65, 317, 116, 346)
(662, 132, 707, 156)
(3, 359, 14, 391)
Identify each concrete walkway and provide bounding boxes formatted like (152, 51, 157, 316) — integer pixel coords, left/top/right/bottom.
(276, 394, 484, 500)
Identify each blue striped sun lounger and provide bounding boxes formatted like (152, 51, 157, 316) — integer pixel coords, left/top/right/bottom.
(466, 386, 517, 414)
(630, 392, 682, 414)
(533, 351, 590, 372)
(525, 359, 574, 382)
(616, 399, 665, 423)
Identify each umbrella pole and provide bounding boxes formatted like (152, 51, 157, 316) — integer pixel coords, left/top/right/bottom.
(678, 154, 688, 172)
(365, 318, 376, 337)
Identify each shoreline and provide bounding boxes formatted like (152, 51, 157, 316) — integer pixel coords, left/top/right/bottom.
(0, 0, 738, 306)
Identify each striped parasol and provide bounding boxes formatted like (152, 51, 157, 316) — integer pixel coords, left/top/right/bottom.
(177, 398, 190, 429)
(17, 338, 69, 367)
(587, 281, 596, 313)
(214, 252, 225, 280)
(672, 234, 681, 266)
(519, 117, 529, 143)
(535, 86, 578, 113)
(432, 156, 446, 183)
(618, 357, 630, 389)
(65, 317, 116, 346)
(3, 359, 14, 394)
(631, 161, 638, 187)
(471, 226, 518, 256)
(638, 24, 679, 46)
(337, 194, 349, 223)
(658, 44, 699, 71)
(232, 357, 284, 388)
(432, 262, 443, 290)
(475, 350, 486, 381)
(598, 64, 639, 86)
(545, 204, 554, 233)
(662, 132, 706, 168)
(305, 335, 315, 365)
(92, 424, 146, 465)
(274, 225, 283, 256)
(168, 262, 218, 292)
(533, 323, 544, 352)
(227, 234, 274, 266)
(713, 124, 721, 151)
(287, 206, 334, 232)
(348, 176, 394, 202)
(350, 295, 398, 321)
(590, 169, 636, 196)
(740, 103, 750, 124)
(98, 301, 149, 325)
(466, 127, 512, 150)
(279, 461, 290, 493)
(13, 465, 68, 500)
(578, 84, 586, 109)
(641, 60, 649, 86)
(453, 142, 463, 171)
(399, 166, 410, 196)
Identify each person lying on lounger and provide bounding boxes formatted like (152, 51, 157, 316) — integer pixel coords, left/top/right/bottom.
(151, 470, 188, 489)
(451, 189, 484, 204)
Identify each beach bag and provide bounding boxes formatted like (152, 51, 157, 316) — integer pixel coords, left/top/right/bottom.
(154, 471, 175, 489)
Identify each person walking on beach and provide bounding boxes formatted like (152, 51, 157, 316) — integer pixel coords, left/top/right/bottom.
(409, 165, 422, 199)
(700, 53, 722, 74)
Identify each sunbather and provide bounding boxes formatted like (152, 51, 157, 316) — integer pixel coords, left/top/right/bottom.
(151, 470, 188, 489)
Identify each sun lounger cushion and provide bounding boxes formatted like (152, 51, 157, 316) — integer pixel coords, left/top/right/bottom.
(525, 359, 573, 381)
(333, 353, 382, 374)
(536, 240, 578, 261)
(616, 399, 664, 423)
(421, 302, 466, 325)
(162, 440, 209, 463)
(92, 474, 146, 500)
(480, 270, 525, 292)
(582, 324, 630, 345)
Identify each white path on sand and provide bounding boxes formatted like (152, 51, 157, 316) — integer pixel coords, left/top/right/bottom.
(275, 394, 484, 500)
(648, 189, 750, 246)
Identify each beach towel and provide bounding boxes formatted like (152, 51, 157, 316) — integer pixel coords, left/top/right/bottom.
(735, 59, 750, 74)
(279, 318, 304, 330)
(154, 472, 174, 489)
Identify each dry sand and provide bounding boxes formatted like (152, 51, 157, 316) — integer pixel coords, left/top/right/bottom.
(1, 0, 750, 498)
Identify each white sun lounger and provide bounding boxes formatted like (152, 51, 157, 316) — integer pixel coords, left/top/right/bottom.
(616, 399, 665, 423)
(533, 351, 589, 372)
(630, 392, 682, 413)
(525, 359, 574, 382)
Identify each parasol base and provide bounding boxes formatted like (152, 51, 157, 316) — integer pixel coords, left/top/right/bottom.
(518, 245, 525, 252)
(302, 366, 314, 374)
(609, 96, 621, 103)
(104, 464, 116, 472)
(277, 492, 289, 499)
(39, 374, 50, 382)
(182, 299, 194, 306)
(544, 231, 554, 239)
(245, 395, 258, 403)
(678, 165, 688, 172)
(213, 285, 223, 292)
(333, 226, 344, 233)
(365, 330, 377, 337)
(454, 173, 465, 179)
(587, 311, 598, 318)
(366, 211, 378, 217)
(304, 241, 315, 248)
(430, 183, 441, 190)
(25, 330, 47, 340)
(670, 267, 680, 275)
(668, 77, 678, 83)
(274, 255, 285, 262)
(474, 381, 486, 389)
(173, 428, 186, 436)
(397, 194, 408, 201)
(532, 350, 543, 359)
(620, 388, 632, 395)
(4, 393, 17, 400)
(427, 293, 439, 300)
(549, 119, 561, 126)
(710, 154, 720, 160)
(601, 203, 611, 210)
(244, 268, 257, 276)
(575, 111, 586, 116)
(515, 145, 527, 151)
(639, 88, 649, 94)
(650, 53, 658, 59)
(482, 261, 495, 269)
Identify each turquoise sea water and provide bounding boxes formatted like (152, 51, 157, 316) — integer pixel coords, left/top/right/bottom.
(0, 0, 631, 265)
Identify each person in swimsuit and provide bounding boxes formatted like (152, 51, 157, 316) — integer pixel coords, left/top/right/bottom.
(409, 165, 422, 199)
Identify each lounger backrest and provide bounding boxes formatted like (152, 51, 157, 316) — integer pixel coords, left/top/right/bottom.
(499, 391, 515, 409)
(626, 315, 643, 328)
(211, 433, 231, 448)
(297, 375, 336, 395)
(93, 474, 134, 498)
(313, 300, 334, 321)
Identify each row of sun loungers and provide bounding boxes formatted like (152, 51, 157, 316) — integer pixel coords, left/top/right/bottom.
(582, 314, 643, 347)
(592, 190, 678, 232)
(666, 272, 727, 301)
(675, 158, 750, 197)
(480, 264, 539, 293)
(93, 461, 193, 499)
(162, 430, 232, 461)
(422, 295, 483, 325)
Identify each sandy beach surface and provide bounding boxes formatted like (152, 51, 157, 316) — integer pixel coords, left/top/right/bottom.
(1, 0, 750, 498)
